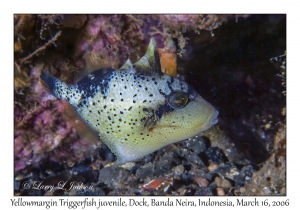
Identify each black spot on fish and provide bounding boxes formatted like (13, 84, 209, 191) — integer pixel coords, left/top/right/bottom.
(167, 80, 173, 91)
(155, 103, 175, 119)
(77, 68, 114, 98)
(159, 89, 166, 96)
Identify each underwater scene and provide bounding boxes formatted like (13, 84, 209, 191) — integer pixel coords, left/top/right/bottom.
(14, 14, 286, 196)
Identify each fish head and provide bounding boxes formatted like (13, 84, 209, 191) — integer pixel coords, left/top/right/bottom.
(147, 77, 219, 144)
(111, 37, 219, 164)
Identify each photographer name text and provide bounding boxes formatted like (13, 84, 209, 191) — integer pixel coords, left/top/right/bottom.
(10, 197, 290, 209)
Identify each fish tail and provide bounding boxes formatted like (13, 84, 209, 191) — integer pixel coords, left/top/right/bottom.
(40, 70, 59, 95)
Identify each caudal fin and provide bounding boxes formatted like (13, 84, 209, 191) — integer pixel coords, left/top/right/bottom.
(40, 71, 59, 94)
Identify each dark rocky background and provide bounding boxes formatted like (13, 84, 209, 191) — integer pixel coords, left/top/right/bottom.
(14, 14, 286, 196)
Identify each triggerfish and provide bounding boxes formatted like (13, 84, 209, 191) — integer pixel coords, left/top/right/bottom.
(40, 38, 218, 166)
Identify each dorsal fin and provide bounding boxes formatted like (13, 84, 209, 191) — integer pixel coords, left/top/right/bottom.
(118, 58, 133, 70)
(133, 37, 162, 75)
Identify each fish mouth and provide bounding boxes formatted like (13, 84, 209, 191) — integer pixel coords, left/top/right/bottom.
(210, 110, 219, 125)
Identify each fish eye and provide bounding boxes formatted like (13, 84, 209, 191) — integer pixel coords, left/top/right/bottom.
(168, 91, 189, 109)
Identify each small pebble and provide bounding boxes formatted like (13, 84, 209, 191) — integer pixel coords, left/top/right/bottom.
(136, 162, 154, 180)
(221, 179, 232, 189)
(178, 187, 187, 196)
(120, 162, 136, 171)
(215, 163, 240, 180)
(280, 187, 286, 195)
(15, 173, 32, 181)
(205, 147, 225, 164)
(214, 177, 222, 187)
(265, 123, 271, 129)
(173, 165, 185, 175)
(194, 187, 214, 196)
(263, 187, 272, 195)
(217, 187, 225, 196)
(213, 176, 232, 189)
(208, 163, 218, 172)
(15, 175, 25, 181)
(90, 164, 99, 171)
(239, 187, 246, 193)
(104, 162, 114, 167)
(194, 177, 209, 187)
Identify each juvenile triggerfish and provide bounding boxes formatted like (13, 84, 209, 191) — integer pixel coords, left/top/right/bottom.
(40, 38, 219, 166)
